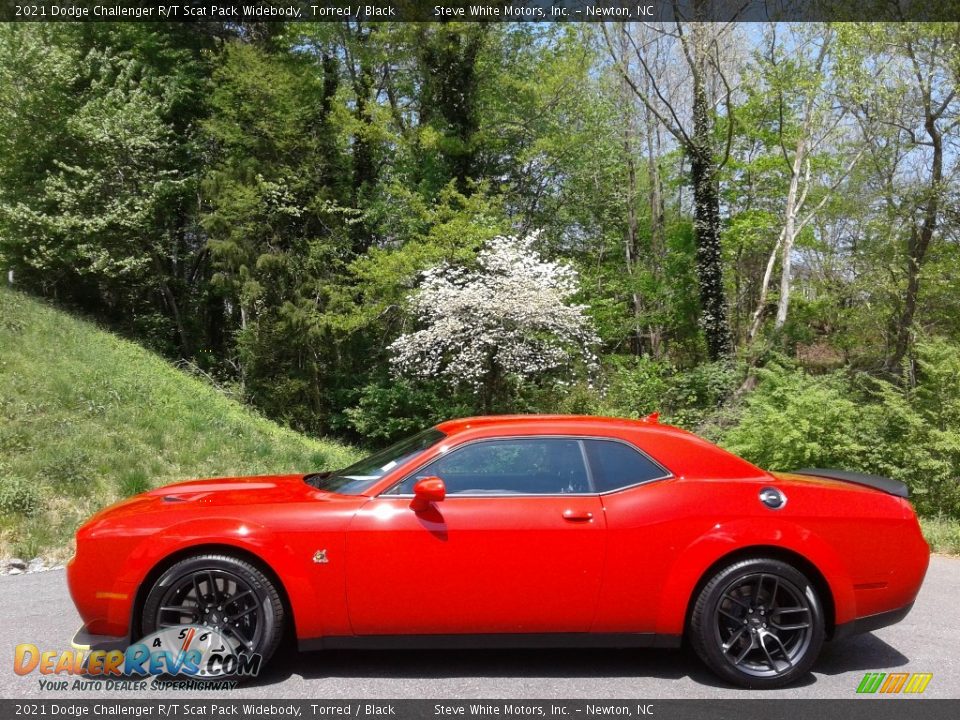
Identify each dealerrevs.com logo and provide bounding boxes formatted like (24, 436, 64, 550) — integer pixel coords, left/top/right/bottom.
(856, 672, 933, 694)
(14, 625, 261, 689)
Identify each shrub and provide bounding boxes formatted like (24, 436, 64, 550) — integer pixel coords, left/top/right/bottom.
(721, 364, 867, 471)
(0, 475, 43, 516)
(663, 360, 743, 429)
(596, 355, 669, 419)
(721, 346, 960, 519)
(119, 469, 151, 497)
(345, 378, 473, 444)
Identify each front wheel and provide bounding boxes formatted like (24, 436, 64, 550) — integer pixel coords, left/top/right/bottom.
(689, 557, 825, 688)
(140, 554, 285, 672)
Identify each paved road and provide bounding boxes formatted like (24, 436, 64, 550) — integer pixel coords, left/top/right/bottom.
(1, 556, 957, 699)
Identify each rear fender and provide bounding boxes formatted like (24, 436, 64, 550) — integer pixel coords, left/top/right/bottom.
(655, 518, 855, 635)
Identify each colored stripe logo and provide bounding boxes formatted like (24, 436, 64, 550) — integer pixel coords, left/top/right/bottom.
(857, 672, 932, 694)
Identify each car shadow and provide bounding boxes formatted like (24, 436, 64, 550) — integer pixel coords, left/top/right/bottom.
(245, 645, 706, 687)
(240, 633, 908, 690)
(815, 634, 910, 675)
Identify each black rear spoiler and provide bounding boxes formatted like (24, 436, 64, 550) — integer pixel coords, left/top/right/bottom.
(791, 468, 909, 499)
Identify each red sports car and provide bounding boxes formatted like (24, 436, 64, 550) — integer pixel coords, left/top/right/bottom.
(67, 414, 929, 688)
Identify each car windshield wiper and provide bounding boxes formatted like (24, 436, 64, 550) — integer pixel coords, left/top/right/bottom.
(303, 471, 333, 488)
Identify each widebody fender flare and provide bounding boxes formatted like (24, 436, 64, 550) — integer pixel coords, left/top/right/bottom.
(654, 517, 856, 635)
(116, 517, 342, 640)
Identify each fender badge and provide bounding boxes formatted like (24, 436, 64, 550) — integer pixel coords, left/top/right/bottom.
(312, 549, 328, 564)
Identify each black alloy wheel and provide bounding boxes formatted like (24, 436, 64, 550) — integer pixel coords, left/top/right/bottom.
(690, 557, 825, 688)
(140, 554, 284, 667)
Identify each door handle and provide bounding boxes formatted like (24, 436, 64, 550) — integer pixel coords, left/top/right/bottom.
(563, 509, 594, 522)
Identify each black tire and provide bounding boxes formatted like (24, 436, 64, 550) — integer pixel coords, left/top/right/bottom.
(140, 554, 284, 674)
(689, 557, 825, 689)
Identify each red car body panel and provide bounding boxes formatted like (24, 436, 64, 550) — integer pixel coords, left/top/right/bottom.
(345, 494, 606, 634)
(67, 415, 929, 649)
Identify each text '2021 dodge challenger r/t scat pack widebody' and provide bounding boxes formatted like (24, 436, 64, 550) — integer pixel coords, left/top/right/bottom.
(67, 414, 929, 688)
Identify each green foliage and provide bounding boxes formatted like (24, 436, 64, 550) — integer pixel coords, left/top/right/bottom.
(595, 356, 670, 418)
(920, 516, 960, 556)
(0, 287, 357, 560)
(0, 475, 43, 517)
(722, 363, 867, 469)
(0, 24, 217, 356)
(663, 361, 744, 429)
(202, 39, 354, 435)
(722, 342, 960, 518)
(591, 356, 743, 433)
(345, 379, 473, 444)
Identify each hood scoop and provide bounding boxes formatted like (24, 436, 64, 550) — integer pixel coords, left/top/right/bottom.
(162, 491, 213, 503)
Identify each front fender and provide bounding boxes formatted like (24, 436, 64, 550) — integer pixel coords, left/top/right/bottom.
(653, 517, 856, 636)
(114, 517, 341, 641)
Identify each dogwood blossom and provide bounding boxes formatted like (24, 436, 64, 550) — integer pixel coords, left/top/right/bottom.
(389, 234, 599, 392)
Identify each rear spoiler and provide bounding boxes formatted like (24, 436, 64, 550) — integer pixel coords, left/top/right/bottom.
(791, 468, 909, 499)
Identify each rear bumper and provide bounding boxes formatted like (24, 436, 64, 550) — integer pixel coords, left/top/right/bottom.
(832, 601, 915, 641)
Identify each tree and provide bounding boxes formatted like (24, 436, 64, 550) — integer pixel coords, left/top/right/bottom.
(202, 39, 351, 430)
(0, 24, 216, 357)
(603, 18, 737, 359)
(416, 23, 490, 194)
(389, 234, 599, 412)
(838, 24, 960, 373)
(744, 25, 862, 342)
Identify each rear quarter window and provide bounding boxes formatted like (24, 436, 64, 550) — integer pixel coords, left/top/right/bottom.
(584, 439, 670, 492)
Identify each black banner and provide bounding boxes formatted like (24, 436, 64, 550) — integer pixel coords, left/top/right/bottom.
(1, 0, 960, 23)
(1, 700, 959, 720)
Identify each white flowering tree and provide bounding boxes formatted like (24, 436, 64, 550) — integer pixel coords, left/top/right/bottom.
(389, 234, 599, 410)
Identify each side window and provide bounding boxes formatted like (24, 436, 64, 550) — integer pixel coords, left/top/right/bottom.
(584, 439, 669, 492)
(395, 438, 591, 495)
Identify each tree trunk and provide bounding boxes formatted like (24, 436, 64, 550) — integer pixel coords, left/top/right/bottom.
(774, 141, 806, 330)
(689, 144, 730, 360)
(153, 257, 190, 358)
(689, 38, 730, 360)
(618, 26, 643, 356)
(643, 81, 666, 359)
(886, 117, 943, 371)
(747, 229, 784, 342)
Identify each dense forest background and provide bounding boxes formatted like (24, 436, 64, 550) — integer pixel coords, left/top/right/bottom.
(2, 21, 959, 521)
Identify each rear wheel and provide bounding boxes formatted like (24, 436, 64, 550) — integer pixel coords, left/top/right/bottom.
(140, 554, 284, 670)
(690, 557, 824, 688)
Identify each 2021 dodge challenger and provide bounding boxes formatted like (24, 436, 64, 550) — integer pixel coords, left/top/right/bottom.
(67, 414, 929, 688)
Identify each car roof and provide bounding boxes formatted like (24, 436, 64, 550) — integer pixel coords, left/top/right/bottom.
(436, 414, 685, 437)
(432, 414, 769, 481)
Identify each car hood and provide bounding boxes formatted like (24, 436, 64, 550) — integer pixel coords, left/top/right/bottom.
(80, 473, 344, 529)
(145, 473, 318, 504)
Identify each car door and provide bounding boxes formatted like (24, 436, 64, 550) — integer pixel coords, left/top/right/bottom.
(345, 437, 606, 635)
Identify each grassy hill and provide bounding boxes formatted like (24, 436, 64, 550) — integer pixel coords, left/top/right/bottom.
(0, 287, 358, 562)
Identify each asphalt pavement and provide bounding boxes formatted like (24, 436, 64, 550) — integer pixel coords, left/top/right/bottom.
(1, 556, 957, 699)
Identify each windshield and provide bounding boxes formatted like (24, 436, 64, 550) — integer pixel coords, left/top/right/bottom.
(305, 427, 446, 495)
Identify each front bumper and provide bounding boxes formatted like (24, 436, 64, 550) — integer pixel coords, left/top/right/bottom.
(71, 624, 129, 653)
(832, 601, 915, 641)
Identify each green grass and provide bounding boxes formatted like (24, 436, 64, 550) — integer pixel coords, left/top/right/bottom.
(0, 287, 358, 562)
(920, 516, 960, 556)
